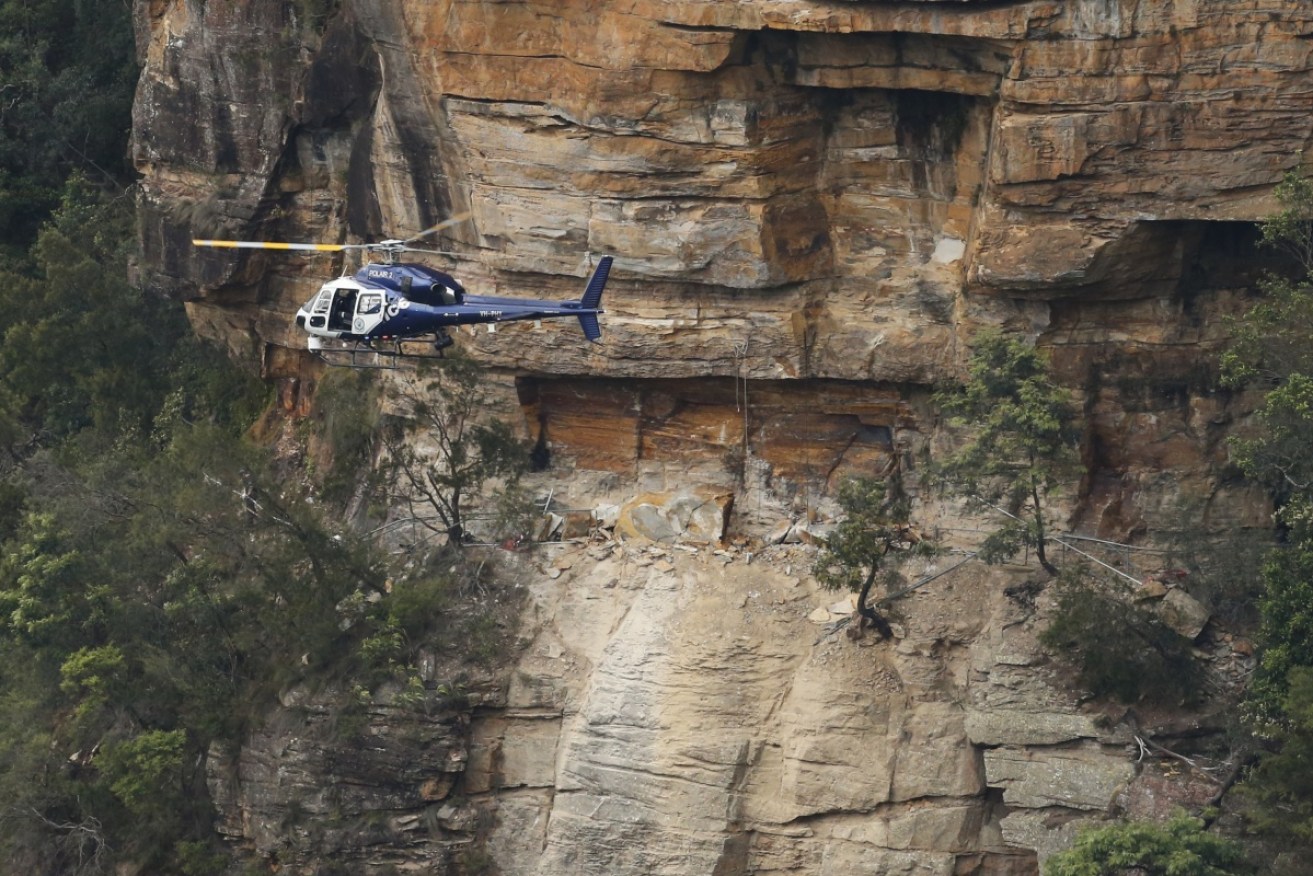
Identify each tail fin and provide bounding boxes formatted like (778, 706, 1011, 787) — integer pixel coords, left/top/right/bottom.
(578, 313, 602, 342)
(581, 256, 611, 310)
(577, 256, 611, 342)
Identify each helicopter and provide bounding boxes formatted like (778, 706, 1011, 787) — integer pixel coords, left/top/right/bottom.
(193, 216, 611, 368)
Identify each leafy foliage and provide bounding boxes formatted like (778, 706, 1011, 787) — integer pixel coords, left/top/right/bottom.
(1241, 667, 1313, 840)
(1221, 169, 1313, 393)
(1247, 519, 1313, 720)
(1220, 168, 1313, 500)
(0, 182, 526, 872)
(0, 418, 392, 858)
(309, 367, 381, 503)
(0, 3, 448, 869)
(0, 177, 529, 870)
(1218, 170, 1313, 721)
(0, 177, 480, 874)
(101, 730, 188, 817)
(1043, 813, 1248, 876)
(0, 179, 265, 458)
(932, 331, 1081, 574)
(1228, 372, 1313, 498)
(0, 0, 137, 252)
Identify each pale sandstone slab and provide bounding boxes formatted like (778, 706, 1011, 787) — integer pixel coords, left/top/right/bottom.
(983, 745, 1136, 810)
(965, 709, 1103, 747)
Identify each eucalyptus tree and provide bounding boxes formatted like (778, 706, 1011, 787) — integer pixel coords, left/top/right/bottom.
(932, 331, 1081, 575)
(376, 357, 531, 548)
(813, 474, 933, 638)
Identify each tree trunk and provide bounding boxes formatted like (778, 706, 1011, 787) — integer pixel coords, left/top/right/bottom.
(1032, 481, 1058, 576)
(856, 569, 894, 639)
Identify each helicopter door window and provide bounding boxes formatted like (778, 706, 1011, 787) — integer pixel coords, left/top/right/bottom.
(358, 294, 384, 315)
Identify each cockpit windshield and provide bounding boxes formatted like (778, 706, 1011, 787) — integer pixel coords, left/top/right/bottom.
(306, 288, 333, 314)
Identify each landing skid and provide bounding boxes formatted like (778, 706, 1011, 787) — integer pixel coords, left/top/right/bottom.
(311, 334, 455, 370)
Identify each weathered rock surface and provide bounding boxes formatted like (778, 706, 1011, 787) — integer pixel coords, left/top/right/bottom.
(132, 0, 1311, 871)
(207, 532, 1249, 874)
(468, 543, 1027, 875)
(456, 539, 1220, 875)
(614, 487, 733, 543)
(206, 692, 477, 870)
(138, 0, 1313, 305)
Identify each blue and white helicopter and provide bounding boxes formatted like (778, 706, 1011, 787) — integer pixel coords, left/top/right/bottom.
(194, 215, 610, 367)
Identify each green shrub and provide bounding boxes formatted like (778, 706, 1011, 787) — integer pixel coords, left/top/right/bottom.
(100, 729, 187, 816)
(1041, 569, 1201, 705)
(1044, 813, 1248, 876)
(1248, 515, 1313, 721)
(812, 474, 933, 638)
(173, 839, 229, 876)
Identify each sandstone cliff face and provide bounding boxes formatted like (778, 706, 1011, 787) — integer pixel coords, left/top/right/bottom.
(132, 0, 1306, 529)
(131, 0, 1309, 871)
(205, 694, 478, 870)
(479, 535, 1250, 875)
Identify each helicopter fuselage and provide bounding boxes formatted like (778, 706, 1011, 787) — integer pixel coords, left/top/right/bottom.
(294, 260, 609, 351)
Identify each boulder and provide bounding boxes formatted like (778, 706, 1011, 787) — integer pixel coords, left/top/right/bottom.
(614, 489, 733, 544)
(1154, 588, 1211, 641)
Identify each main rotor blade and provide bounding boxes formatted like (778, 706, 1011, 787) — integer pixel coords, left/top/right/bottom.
(400, 246, 462, 257)
(193, 239, 365, 253)
(401, 212, 472, 245)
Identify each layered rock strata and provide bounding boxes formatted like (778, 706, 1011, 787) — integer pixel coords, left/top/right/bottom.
(208, 535, 1254, 873)
(132, 0, 1311, 871)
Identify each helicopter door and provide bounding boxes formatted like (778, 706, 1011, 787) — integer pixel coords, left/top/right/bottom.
(352, 292, 387, 336)
(327, 288, 358, 333)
